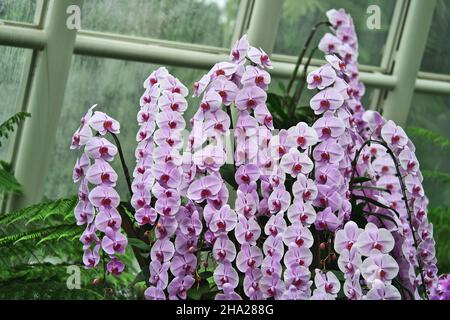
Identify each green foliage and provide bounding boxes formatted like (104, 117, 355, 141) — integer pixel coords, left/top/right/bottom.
(408, 127, 450, 154)
(0, 197, 142, 299)
(422, 170, 450, 185)
(0, 197, 77, 227)
(0, 111, 30, 147)
(0, 165, 21, 194)
(428, 207, 450, 273)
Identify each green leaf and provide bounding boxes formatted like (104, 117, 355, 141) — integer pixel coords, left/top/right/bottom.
(130, 271, 146, 287)
(127, 238, 149, 251)
(187, 279, 211, 300)
(0, 197, 77, 226)
(219, 164, 237, 190)
(0, 112, 31, 147)
(408, 127, 450, 153)
(353, 195, 401, 218)
(422, 170, 450, 185)
(351, 177, 373, 184)
(353, 185, 391, 194)
(363, 211, 399, 228)
(0, 169, 22, 194)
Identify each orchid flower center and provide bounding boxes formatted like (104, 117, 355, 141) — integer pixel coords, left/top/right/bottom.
(321, 152, 330, 161)
(201, 102, 210, 111)
(325, 283, 334, 293)
(269, 226, 278, 236)
(295, 237, 304, 247)
(241, 174, 250, 184)
(160, 174, 170, 183)
(108, 220, 116, 228)
(320, 100, 330, 109)
(255, 76, 264, 85)
(139, 131, 147, 140)
(103, 120, 113, 130)
(272, 199, 281, 209)
(170, 103, 179, 111)
(373, 242, 382, 250)
(218, 91, 227, 99)
(101, 198, 112, 207)
(303, 190, 312, 199)
(247, 98, 256, 108)
(313, 74, 322, 84)
(143, 96, 151, 104)
(296, 136, 306, 146)
(322, 127, 331, 136)
(201, 189, 211, 198)
(99, 146, 109, 156)
(217, 220, 226, 230)
(293, 163, 303, 173)
(168, 121, 177, 129)
(101, 172, 110, 182)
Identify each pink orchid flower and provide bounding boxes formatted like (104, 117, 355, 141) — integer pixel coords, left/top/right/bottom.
(307, 64, 337, 90)
(356, 223, 395, 256)
(88, 111, 120, 135)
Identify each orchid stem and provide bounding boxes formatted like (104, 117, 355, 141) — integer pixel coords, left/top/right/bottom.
(286, 21, 331, 97)
(110, 132, 133, 198)
(350, 139, 428, 300)
(289, 47, 318, 118)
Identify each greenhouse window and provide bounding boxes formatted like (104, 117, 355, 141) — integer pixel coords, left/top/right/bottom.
(273, 0, 397, 68)
(78, 0, 240, 49)
(0, 0, 38, 24)
(44, 55, 205, 200)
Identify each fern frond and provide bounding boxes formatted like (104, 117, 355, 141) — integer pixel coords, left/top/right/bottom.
(423, 170, 450, 185)
(0, 168, 22, 194)
(0, 112, 31, 147)
(0, 197, 77, 226)
(36, 227, 81, 245)
(0, 224, 77, 247)
(408, 127, 450, 153)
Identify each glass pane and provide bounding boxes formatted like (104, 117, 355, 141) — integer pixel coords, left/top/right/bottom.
(405, 93, 450, 208)
(0, 46, 29, 160)
(80, 0, 239, 48)
(274, 0, 397, 66)
(406, 92, 450, 272)
(44, 55, 204, 200)
(421, 1, 450, 75)
(0, 0, 37, 23)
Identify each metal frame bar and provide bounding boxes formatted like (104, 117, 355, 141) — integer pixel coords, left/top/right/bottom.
(382, 0, 437, 125)
(6, 0, 82, 211)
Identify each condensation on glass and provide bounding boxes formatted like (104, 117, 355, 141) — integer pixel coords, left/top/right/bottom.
(0, 46, 29, 160)
(79, 0, 240, 48)
(421, 1, 450, 75)
(406, 92, 450, 207)
(44, 55, 204, 199)
(273, 0, 396, 67)
(0, 0, 37, 23)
